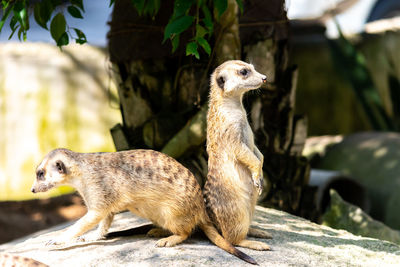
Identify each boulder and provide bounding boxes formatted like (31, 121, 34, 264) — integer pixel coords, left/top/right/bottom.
(322, 189, 400, 245)
(0, 206, 399, 266)
(317, 132, 400, 229)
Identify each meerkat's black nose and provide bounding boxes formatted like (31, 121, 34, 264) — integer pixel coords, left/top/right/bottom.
(262, 77, 267, 83)
(31, 188, 36, 193)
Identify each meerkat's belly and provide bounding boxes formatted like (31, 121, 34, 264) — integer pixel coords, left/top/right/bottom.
(127, 199, 171, 227)
(219, 159, 257, 215)
(234, 161, 258, 210)
(122, 177, 204, 229)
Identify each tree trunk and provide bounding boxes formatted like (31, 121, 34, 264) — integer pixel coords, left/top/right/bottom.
(108, 0, 311, 217)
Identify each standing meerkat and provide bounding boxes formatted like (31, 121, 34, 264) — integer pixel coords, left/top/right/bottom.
(204, 60, 271, 251)
(31, 148, 257, 264)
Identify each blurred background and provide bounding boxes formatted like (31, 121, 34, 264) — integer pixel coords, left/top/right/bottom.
(1, 0, 400, 248)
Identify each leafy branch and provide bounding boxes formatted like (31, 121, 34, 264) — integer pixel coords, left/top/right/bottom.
(1, 0, 86, 46)
(0, 0, 243, 58)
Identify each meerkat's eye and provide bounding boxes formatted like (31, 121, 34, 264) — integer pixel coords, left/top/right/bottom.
(36, 170, 45, 180)
(55, 161, 65, 174)
(239, 68, 250, 76)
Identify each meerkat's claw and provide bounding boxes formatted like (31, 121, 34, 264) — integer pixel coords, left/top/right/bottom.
(45, 240, 57, 246)
(46, 234, 78, 246)
(79, 232, 105, 242)
(252, 174, 263, 195)
(76, 236, 86, 242)
(46, 238, 65, 246)
(257, 183, 263, 195)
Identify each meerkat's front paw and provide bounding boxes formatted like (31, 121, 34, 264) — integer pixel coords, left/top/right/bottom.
(78, 232, 105, 242)
(252, 171, 263, 195)
(252, 177, 262, 195)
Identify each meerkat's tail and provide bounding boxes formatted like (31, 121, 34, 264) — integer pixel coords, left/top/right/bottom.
(199, 221, 258, 265)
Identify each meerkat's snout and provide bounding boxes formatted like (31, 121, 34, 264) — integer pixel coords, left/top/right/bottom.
(31, 168, 45, 193)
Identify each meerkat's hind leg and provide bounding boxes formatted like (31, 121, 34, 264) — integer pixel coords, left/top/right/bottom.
(248, 227, 273, 239)
(156, 233, 190, 247)
(236, 239, 270, 251)
(147, 227, 171, 238)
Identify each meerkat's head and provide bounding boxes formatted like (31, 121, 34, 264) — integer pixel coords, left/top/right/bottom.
(210, 60, 267, 97)
(31, 148, 75, 193)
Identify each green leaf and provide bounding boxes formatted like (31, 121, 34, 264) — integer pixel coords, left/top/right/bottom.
(33, 0, 54, 30)
(0, 6, 12, 32)
(76, 38, 86, 45)
(235, 0, 243, 13)
(8, 24, 19, 40)
(1, 0, 10, 9)
(17, 27, 27, 41)
(196, 24, 207, 38)
(131, 0, 145, 15)
(163, 15, 194, 42)
(17, 27, 23, 40)
(50, 13, 66, 44)
(73, 28, 87, 44)
(214, 0, 228, 18)
(197, 37, 211, 55)
(34, 3, 47, 29)
(13, 1, 28, 30)
(186, 41, 199, 59)
(109, 0, 115, 8)
(71, 0, 84, 11)
(171, 35, 180, 53)
(41, 0, 54, 24)
(9, 16, 17, 31)
(201, 5, 213, 33)
(57, 32, 69, 46)
(73, 28, 85, 39)
(173, 0, 195, 18)
(152, 0, 161, 14)
(143, 0, 161, 16)
(67, 6, 83, 19)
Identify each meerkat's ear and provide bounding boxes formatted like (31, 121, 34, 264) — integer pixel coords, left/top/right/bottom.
(216, 75, 225, 90)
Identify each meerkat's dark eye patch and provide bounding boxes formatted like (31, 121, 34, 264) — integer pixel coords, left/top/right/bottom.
(216, 75, 225, 90)
(36, 169, 45, 180)
(239, 68, 250, 76)
(55, 160, 66, 174)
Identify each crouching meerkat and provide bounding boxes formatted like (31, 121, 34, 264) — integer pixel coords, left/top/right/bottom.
(32, 148, 257, 264)
(204, 60, 272, 251)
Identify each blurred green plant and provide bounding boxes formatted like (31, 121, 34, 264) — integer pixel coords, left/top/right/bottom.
(329, 21, 399, 131)
(0, 0, 87, 46)
(0, 0, 242, 58)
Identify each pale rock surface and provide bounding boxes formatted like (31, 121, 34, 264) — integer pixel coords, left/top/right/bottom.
(0, 206, 399, 267)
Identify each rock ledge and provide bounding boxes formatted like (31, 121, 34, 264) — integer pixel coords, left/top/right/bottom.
(1, 206, 399, 266)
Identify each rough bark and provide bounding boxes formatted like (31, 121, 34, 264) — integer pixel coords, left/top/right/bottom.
(238, 1, 310, 215)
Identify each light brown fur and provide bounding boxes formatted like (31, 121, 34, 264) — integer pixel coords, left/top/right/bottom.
(32, 148, 257, 264)
(204, 60, 271, 250)
(0, 253, 48, 267)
